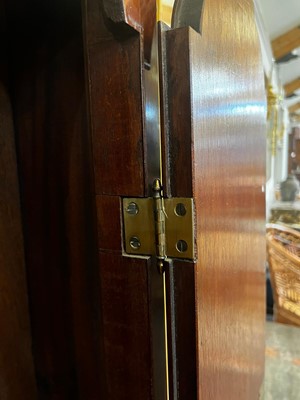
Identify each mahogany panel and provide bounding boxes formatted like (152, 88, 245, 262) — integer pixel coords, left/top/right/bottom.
(96, 195, 122, 251)
(87, 34, 145, 196)
(0, 62, 37, 400)
(84, 0, 159, 197)
(165, 0, 266, 398)
(84, 2, 167, 399)
(98, 253, 152, 400)
(6, 0, 104, 398)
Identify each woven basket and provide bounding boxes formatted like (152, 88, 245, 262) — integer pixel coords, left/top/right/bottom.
(266, 223, 300, 326)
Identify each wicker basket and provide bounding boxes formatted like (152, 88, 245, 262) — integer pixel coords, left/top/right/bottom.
(266, 223, 300, 326)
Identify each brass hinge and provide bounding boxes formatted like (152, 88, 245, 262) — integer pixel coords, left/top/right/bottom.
(122, 179, 195, 270)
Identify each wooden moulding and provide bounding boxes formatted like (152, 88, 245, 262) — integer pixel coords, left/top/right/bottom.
(272, 26, 300, 60)
(102, 0, 156, 62)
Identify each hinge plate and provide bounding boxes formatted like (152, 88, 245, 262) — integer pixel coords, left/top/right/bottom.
(122, 197, 195, 260)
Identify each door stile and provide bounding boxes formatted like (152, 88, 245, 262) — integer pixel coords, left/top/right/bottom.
(82, 1, 168, 398)
(159, 24, 198, 399)
(163, 1, 266, 398)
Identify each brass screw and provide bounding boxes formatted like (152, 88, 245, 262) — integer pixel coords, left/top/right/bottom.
(130, 236, 141, 250)
(176, 240, 188, 253)
(175, 203, 187, 216)
(126, 202, 139, 215)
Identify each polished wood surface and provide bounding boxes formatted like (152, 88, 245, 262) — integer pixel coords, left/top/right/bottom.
(0, 58, 37, 400)
(164, 0, 266, 398)
(87, 32, 144, 196)
(86, 0, 266, 398)
(2, 0, 266, 398)
(5, 0, 104, 398)
(83, 1, 166, 399)
(98, 254, 152, 399)
(102, 0, 156, 62)
(95, 196, 154, 399)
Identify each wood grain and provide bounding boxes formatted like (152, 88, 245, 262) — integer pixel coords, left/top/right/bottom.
(0, 60, 37, 400)
(1, 0, 266, 398)
(102, 0, 156, 62)
(96, 195, 122, 251)
(87, 34, 145, 196)
(164, 0, 266, 398)
(84, 0, 157, 196)
(5, 0, 104, 398)
(103, 0, 141, 28)
(193, 0, 266, 394)
(98, 253, 152, 400)
(83, 1, 167, 399)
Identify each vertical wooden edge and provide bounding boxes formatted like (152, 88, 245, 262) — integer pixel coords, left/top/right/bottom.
(189, 1, 266, 398)
(165, 261, 177, 400)
(158, 23, 171, 197)
(165, 260, 197, 399)
(148, 259, 167, 399)
(162, 24, 197, 399)
(164, 27, 193, 198)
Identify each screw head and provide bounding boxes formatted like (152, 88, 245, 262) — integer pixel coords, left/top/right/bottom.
(175, 203, 187, 217)
(130, 236, 141, 250)
(126, 202, 139, 215)
(176, 240, 188, 253)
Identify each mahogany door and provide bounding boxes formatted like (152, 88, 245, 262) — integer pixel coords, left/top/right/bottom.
(83, 0, 266, 399)
(2, 0, 265, 398)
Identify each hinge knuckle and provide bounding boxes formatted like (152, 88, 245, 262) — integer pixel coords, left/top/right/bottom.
(122, 180, 195, 263)
(153, 180, 166, 267)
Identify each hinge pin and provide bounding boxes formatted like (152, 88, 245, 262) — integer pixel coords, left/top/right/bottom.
(152, 179, 166, 274)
